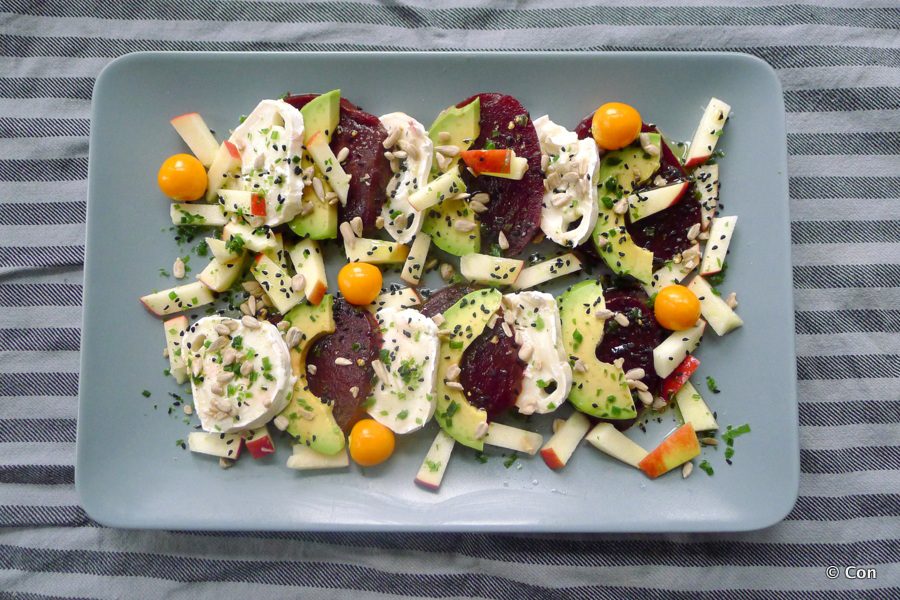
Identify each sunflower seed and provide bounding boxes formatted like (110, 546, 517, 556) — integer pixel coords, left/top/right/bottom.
(336, 147, 349, 163)
(173, 257, 186, 279)
(552, 193, 570, 208)
(682, 462, 693, 478)
(222, 349, 236, 366)
(474, 421, 489, 439)
(698, 231, 710, 240)
(383, 128, 401, 148)
(627, 379, 649, 392)
(613, 357, 625, 369)
(210, 383, 225, 396)
(217, 371, 235, 384)
(469, 200, 488, 213)
(334, 357, 352, 366)
(573, 359, 588, 374)
(501, 321, 513, 339)
(435, 144, 459, 157)
(349, 386, 359, 399)
(624, 368, 646, 380)
(498, 231, 510, 250)
(393, 212, 409, 229)
(215, 324, 231, 336)
(242, 281, 264, 296)
(192, 360, 203, 377)
(651, 397, 667, 410)
(339, 221, 356, 245)
(446, 381, 464, 391)
(613, 198, 629, 215)
(518, 342, 534, 362)
(435, 153, 451, 172)
(285, 327, 302, 348)
(700, 437, 718, 446)
(440, 263, 454, 282)
(375, 215, 385, 229)
(248, 295, 257, 315)
(437, 131, 451, 143)
(383, 150, 395, 161)
(453, 219, 476, 232)
(637, 390, 653, 406)
(687, 223, 701, 241)
(594, 308, 614, 320)
(312, 177, 325, 201)
(541, 154, 549, 172)
(472, 192, 490, 205)
(307, 364, 317, 375)
(614, 312, 630, 327)
(242, 315, 260, 329)
(273, 415, 289, 431)
(350, 216, 363, 237)
(446, 364, 461, 381)
(392, 150, 408, 160)
(183, 404, 194, 416)
(240, 361, 254, 376)
(725, 292, 739, 309)
(208, 336, 228, 352)
(291, 274, 306, 294)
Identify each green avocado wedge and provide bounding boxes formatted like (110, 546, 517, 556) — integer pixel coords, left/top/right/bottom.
(559, 280, 636, 421)
(422, 98, 481, 256)
(278, 295, 345, 454)
(433, 288, 501, 450)
(289, 90, 340, 240)
(590, 137, 661, 284)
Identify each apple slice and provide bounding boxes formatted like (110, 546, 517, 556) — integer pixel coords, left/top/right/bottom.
(170, 112, 219, 167)
(483, 422, 543, 455)
(163, 315, 188, 384)
(249, 253, 303, 315)
(638, 423, 700, 479)
(170, 203, 227, 227)
(699, 215, 737, 276)
(188, 431, 243, 459)
(286, 444, 349, 470)
(653, 320, 706, 378)
(414, 429, 456, 491)
(244, 426, 276, 459)
(344, 235, 410, 265)
(641, 254, 697, 296)
(687, 276, 743, 336)
(408, 169, 467, 212)
(366, 287, 422, 314)
(585, 422, 649, 468)
(306, 138, 350, 206)
(694, 164, 719, 230)
(480, 156, 529, 180)
(401, 232, 431, 286)
(540, 411, 590, 470)
(460, 253, 524, 287)
(205, 237, 241, 263)
(674, 381, 719, 432)
(660, 355, 700, 402)
(205, 140, 242, 201)
(197, 255, 247, 293)
(222, 222, 278, 254)
(286, 238, 328, 305)
(217, 189, 257, 217)
(511, 253, 582, 290)
(627, 180, 690, 222)
(683, 98, 731, 169)
(141, 281, 216, 317)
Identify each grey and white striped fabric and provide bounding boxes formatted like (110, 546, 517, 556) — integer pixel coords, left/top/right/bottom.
(1, 1, 898, 598)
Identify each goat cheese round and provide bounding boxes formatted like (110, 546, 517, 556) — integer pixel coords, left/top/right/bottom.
(228, 99, 305, 227)
(502, 291, 573, 414)
(378, 112, 434, 244)
(533, 115, 599, 248)
(184, 316, 295, 433)
(368, 308, 439, 434)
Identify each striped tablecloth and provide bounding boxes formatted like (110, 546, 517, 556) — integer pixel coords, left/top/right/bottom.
(1, 2, 898, 598)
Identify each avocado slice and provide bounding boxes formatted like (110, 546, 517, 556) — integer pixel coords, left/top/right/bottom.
(558, 280, 636, 420)
(422, 98, 481, 256)
(289, 90, 340, 240)
(590, 136, 660, 285)
(433, 288, 501, 450)
(278, 295, 345, 454)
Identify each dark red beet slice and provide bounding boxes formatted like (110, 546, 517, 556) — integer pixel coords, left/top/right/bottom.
(456, 93, 543, 256)
(306, 299, 382, 433)
(284, 94, 391, 235)
(596, 286, 665, 430)
(419, 285, 476, 318)
(458, 315, 525, 420)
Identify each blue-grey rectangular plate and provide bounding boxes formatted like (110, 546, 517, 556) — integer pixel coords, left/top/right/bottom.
(77, 52, 798, 532)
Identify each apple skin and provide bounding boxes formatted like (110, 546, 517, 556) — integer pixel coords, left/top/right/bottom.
(307, 280, 327, 306)
(414, 475, 441, 492)
(224, 139, 240, 159)
(245, 431, 276, 459)
(638, 423, 700, 479)
(540, 447, 566, 470)
(139, 297, 164, 317)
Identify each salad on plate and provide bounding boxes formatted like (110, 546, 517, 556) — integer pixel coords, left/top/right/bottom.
(143, 89, 744, 490)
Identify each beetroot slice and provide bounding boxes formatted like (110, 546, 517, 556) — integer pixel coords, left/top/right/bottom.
(420, 285, 476, 318)
(595, 286, 664, 430)
(306, 298, 382, 433)
(458, 315, 525, 420)
(283, 94, 391, 235)
(456, 93, 543, 256)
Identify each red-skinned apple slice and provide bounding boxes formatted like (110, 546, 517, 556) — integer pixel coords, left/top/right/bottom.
(141, 281, 216, 317)
(483, 422, 543, 455)
(244, 426, 276, 459)
(170, 112, 219, 167)
(540, 411, 590, 470)
(286, 444, 349, 470)
(414, 429, 456, 491)
(249, 253, 303, 315)
(653, 320, 706, 378)
(287, 238, 328, 305)
(188, 431, 243, 459)
(638, 423, 700, 479)
(627, 180, 690, 223)
(683, 98, 731, 169)
(585, 422, 649, 468)
(660, 355, 701, 402)
(204, 140, 242, 202)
